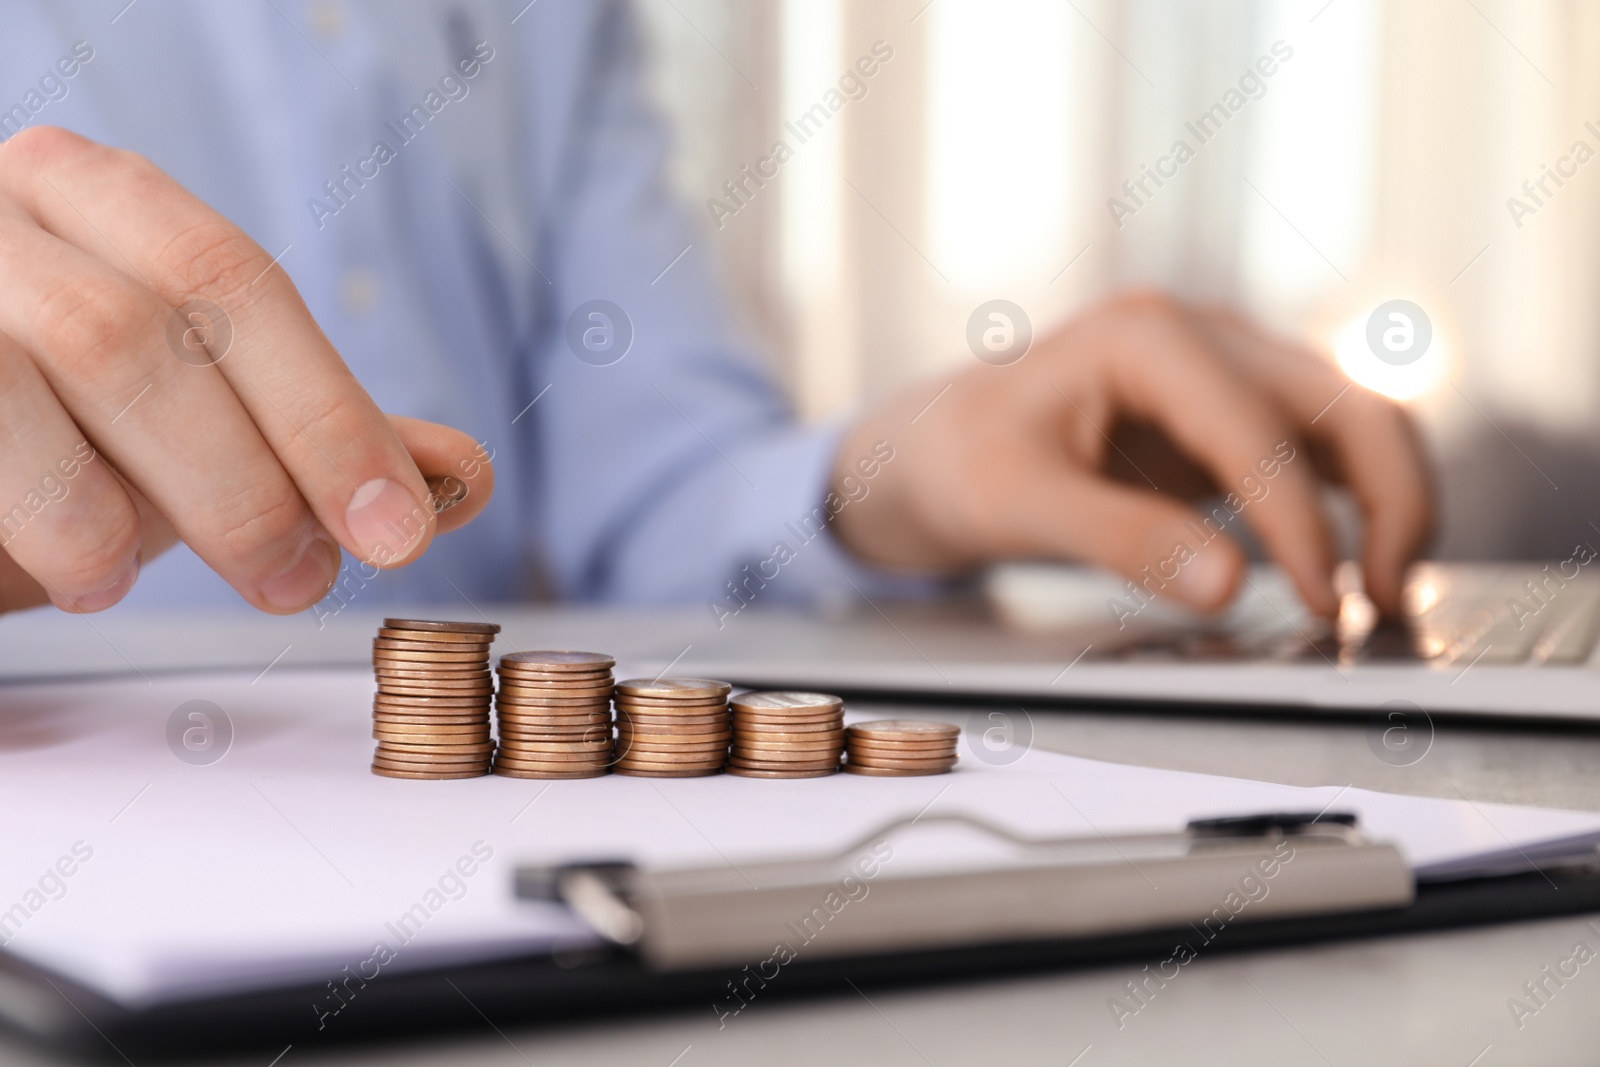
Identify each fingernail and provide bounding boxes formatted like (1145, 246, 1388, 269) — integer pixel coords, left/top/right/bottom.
(1173, 547, 1236, 610)
(345, 478, 429, 566)
(260, 529, 341, 611)
(67, 553, 141, 613)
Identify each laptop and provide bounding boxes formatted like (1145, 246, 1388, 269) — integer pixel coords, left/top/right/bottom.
(681, 562, 1600, 723)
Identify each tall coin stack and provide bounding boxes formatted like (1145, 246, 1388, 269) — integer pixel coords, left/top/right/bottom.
(727, 691, 844, 778)
(493, 652, 616, 779)
(844, 720, 960, 776)
(370, 618, 500, 780)
(613, 678, 732, 777)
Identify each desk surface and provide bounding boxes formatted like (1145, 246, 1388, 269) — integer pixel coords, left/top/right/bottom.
(0, 607, 1597, 1065)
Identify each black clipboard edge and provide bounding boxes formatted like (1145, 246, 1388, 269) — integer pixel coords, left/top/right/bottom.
(10, 863, 1600, 1063)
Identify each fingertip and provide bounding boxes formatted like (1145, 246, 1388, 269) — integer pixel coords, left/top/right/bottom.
(1169, 536, 1246, 612)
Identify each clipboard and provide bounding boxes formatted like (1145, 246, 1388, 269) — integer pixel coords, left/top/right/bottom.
(10, 809, 1600, 1060)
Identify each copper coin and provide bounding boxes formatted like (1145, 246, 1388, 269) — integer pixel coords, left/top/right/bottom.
(372, 720, 489, 734)
(613, 766, 722, 778)
(848, 740, 957, 757)
(731, 691, 843, 713)
(377, 661, 493, 673)
(495, 711, 612, 726)
(614, 752, 727, 767)
(617, 719, 729, 735)
(496, 719, 612, 733)
(618, 746, 729, 761)
(847, 720, 960, 742)
(733, 742, 843, 757)
(376, 677, 493, 691)
(734, 710, 846, 726)
(728, 757, 841, 772)
(374, 712, 489, 725)
(616, 709, 730, 724)
(385, 618, 500, 635)
(493, 765, 608, 780)
(846, 755, 959, 771)
(374, 731, 491, 746)
(379, 740, 496, 755)
(497, 694, 614, 707)
(734, 720, 843, 735)
(500, 651, 615, 671)
(375, 698, 491, 712)
(494, 755, 614, 771)
(843, 763, 952, 777)
(613, 699, 729, 714)
(494, 669, 613, 685)
(374, 752, 495, 768)
(499, 726, 611, 742)
(615, 678, 731, 699)
(497, 685, 615, 701)
(377, 748, 496, 764)
(378, 627, 492, 644)
(374, 653, 489, 668)
(372, 764, 488, 780)
(725, 766, 838, 779)
(373, 637, 492, 653)
(498, 738, 612, 752)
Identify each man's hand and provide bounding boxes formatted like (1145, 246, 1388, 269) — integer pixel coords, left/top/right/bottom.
(830, 291, 1432, 618)
(0, 128, 492, 615)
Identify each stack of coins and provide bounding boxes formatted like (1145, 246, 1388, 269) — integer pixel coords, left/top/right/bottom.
(844, 720, 960, 776)
(493, 652, 617, 779)
(370, 619, 500, 779)
(727, 691, 845, 778)
(613, 678, 732, 777)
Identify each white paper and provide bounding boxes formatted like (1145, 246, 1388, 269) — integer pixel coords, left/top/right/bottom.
(0, 668, 1594, 1009)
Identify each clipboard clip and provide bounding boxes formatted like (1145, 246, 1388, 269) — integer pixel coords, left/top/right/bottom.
(515, 809, 1409, 969)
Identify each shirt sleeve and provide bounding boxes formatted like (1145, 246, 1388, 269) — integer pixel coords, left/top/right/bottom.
(522, 1, 930, 609)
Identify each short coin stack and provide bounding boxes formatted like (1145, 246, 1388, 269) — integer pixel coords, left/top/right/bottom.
(493, 652, 617, 779)
(613, 678, 732, 777)
(370, 618, 500, 779)
(844, 720, 960, 776)
(727, 691, 845, 778)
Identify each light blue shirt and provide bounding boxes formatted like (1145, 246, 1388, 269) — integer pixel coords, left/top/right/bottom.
(3, 0, 905, 615)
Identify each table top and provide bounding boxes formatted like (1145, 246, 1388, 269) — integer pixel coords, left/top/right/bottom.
(0, 606, 1596, 1064)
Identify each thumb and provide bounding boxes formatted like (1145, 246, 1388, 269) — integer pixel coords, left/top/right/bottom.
(1030, 472, 1247, 613)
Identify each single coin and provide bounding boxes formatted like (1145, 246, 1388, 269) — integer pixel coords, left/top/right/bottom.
(496, 685, 616, 701)
(734, 710, 847, 726)
(613, 696, 729, 710)
(378, 627, 491, 644)
(372, 720, 489, 734)
(380, 740, 496, 755)
(843, 763, 952, 777)
(728, 757, 841, 772)
(374, 752, 495, 768)
(495, 711, 612, 725)
(374, 712, 489, 725)
(372, 764, 488, 780)
(497, 738, 613, 753)
(847, 735, 957, 750)
(376, 679, 495, 693)
(731, 691, 844, 713)
(616, 678, 732, 699)
(733, 727, 844, 742)
(496, 718, 612, 733)
(499, 726, 611, 742)
(732, 742, 844, 756)
(618, 746, 730, 762)
(496, 667, 614, 684)
(374, 698, 491, 712)
(613, 766, 722, 778)
(385, 618, 501, 635)
(616, 709, 730, 725)
(375, 687, 492, 699)
(374, 761, 492, 776)
(493, 765, 608, 780)
(500, 651, 616, 671)
(616, 719, 730, 735)
(494, 669, 614, 685)
(376, 673, 493, 687)
(374, 732, 491, 746)
(845, 755, 959, 771)
(734, 719, 843, 735)
(374, 652, 489, 667)
(613, 752, 727, 767)
(493, 755, 614, 771)
(726, 766, 838, 779)
(847, 720, 960, 742)
(373, 637, 493, 654)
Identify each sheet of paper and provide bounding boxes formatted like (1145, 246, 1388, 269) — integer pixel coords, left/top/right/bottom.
(0, 668, 1596, 1009)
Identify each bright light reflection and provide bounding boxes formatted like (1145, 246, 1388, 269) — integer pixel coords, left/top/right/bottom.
(1331, 311, 1446, 401)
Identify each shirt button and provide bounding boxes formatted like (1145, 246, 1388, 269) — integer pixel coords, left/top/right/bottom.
(340, 269, 381, 315)
(308, 0, 345, 40)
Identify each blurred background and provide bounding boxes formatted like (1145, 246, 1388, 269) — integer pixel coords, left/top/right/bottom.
(632, 0, 1600, 562)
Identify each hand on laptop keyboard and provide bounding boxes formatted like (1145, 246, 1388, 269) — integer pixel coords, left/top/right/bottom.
(830, 291, 1433, 619)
